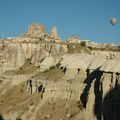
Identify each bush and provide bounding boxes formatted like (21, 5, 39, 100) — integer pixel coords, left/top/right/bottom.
(0, 80, 3, 83)
(16, 116, 22, 120)
(81, 41, 86, 47)
(50, 66, 56, 70)
(56, 62, 61, 67)
(77, 101, 84, 110)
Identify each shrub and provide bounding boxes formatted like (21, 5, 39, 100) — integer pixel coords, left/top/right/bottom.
(56, 63, 61, 67)
(81, 41, 86, 47)
(16, 116, 22, 120)
(50, 66, 56, 70)
(0, 80, 3, 83)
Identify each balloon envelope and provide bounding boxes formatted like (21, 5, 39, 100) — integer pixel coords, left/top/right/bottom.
(110, 18, 117, 26)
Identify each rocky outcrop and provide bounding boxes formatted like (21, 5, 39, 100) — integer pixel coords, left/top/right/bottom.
(0, 43, 26, 72)
(91, 50, 119, 59)
(28, 24, 45, 33)
(24, 24, 47, 38)
(1, 23, 120, 120)
(51, 26, 58, 38)
(31, 43, 68, 70)
(0, 23, 68, 73)
(50, 26, 61, 42)
(60, 52, 120, 120)
(67, 35, 80, 43)
(0, 38, 68, 73)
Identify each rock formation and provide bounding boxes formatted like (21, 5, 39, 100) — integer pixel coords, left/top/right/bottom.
(60, 52, 120, 120)
(51, 26, 58, 38)
(0, 33, 68, 73)
(68, 35, 80, 43)
(50, 26, 61, 42)
(28, 24, 45, 33)
(24, 24, 47, 38)
(1, 24, 120, 120)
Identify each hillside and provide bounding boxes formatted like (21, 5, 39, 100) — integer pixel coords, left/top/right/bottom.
(0, 24, 120, 120)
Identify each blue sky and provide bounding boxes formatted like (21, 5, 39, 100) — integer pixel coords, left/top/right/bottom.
(0, 0, 120, 44)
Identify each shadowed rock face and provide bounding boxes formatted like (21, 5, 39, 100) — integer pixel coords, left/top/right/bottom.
(94, 83, 120, 120)
(79, 68, 120, 120)
(0, 114, 4, 120)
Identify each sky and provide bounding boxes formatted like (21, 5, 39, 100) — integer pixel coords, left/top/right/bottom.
(0, 0, 120, 44)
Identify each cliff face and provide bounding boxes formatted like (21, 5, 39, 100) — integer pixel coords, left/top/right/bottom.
(0, 39, 68, 73)
(0, 24, 68, 73)
(1, 24, 120, 120)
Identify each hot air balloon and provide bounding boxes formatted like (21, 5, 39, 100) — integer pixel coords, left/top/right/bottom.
(110, 18, 117, 26)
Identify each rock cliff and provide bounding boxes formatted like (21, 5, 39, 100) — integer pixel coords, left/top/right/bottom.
(0, 24, 120, 120)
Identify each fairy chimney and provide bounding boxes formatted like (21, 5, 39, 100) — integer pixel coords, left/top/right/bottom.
(51, 26, 58, 38)
(50, 26, 61, 42)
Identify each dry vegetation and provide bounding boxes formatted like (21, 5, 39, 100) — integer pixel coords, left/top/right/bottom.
(67, 43, 90, 53)
(33, 66, 64, 81)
